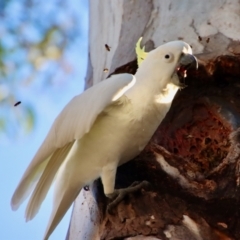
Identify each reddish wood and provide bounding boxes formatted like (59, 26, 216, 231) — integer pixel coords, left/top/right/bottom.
(90, 56, 240, 240)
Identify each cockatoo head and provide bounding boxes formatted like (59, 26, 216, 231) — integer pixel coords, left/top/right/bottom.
(136, 40, 197, 89)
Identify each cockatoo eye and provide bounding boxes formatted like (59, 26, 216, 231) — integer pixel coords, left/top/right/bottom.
(164, 53, 173, 62)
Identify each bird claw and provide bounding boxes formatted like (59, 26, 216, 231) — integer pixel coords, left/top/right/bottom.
(106, 180, 150, 214)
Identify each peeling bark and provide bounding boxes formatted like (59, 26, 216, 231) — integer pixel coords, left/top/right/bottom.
(67, 1, 240, 239)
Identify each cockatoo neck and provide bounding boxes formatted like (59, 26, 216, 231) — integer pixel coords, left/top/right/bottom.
(127, 69, 180, 105)
(154, 82, 179, 104)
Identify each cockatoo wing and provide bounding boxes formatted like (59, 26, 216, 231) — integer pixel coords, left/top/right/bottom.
(11, 73, 136, 211)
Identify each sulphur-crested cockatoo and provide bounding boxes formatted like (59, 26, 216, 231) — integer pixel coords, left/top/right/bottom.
(11, 39, 197, 240)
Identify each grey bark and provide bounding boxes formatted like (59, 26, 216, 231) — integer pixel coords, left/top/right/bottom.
(67, 1, 240, 239)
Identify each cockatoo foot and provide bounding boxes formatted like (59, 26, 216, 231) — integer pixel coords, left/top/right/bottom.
(106, 180, 150, 213)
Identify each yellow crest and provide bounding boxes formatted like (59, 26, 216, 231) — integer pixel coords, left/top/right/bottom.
(135, 37, 148, 66)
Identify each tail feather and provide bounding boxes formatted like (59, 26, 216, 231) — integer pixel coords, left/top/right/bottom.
(25, 142, 74, 221)
(43, 178, 82, 240)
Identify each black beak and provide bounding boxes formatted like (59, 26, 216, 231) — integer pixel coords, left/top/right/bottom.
(179, 53, 198, 70)
(176, 53, 198, 88)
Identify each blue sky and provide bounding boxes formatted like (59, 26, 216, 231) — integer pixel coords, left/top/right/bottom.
(0, 1, 88, 239)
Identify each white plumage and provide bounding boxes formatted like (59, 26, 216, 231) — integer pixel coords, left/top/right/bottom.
(11, 40, 197, 240)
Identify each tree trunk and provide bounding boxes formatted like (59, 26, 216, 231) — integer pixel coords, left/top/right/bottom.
(67, 0, 240, 239)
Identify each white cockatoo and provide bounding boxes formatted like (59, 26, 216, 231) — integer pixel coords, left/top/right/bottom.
(11, 39, 197, 240)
